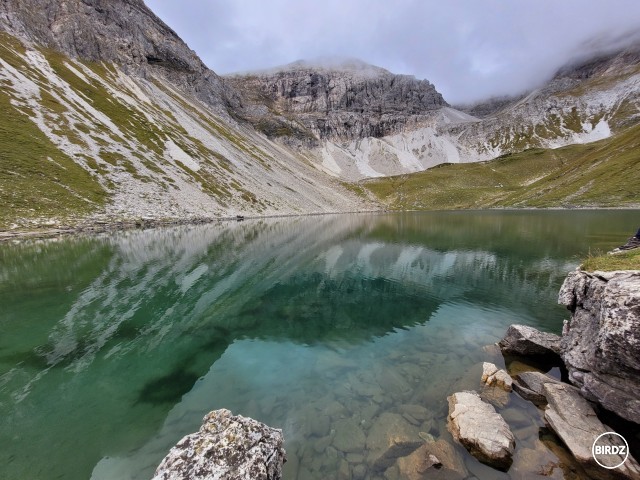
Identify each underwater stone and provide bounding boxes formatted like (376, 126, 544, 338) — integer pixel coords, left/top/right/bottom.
(366, 412, 422, 472)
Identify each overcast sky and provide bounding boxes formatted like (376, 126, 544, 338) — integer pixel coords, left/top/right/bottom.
(146, 0, 640, 104)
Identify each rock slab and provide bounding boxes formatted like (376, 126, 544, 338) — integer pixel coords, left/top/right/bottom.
(543, 383, 640, 480)
(447, 391, 515, 471)
(558, 270, 640, 424)
(512, 370, 560, 406)
(498, 324, 561, 358)
(152, 409, 285, 480)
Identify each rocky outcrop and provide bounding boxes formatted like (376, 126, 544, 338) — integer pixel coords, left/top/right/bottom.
(0, 0, 237, 112)
(543, 382, 640, 480)
(558, 270, 640, 424)
(498, 324, 562, 358)
(227, 59, 447, 143)
(447, 391, 515, 470)
(152, 409, 285, 480)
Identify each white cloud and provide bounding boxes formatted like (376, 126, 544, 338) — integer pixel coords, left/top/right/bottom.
(146, 0, 640, 104)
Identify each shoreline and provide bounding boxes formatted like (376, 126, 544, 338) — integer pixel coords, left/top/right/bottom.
(0, 209, 387, 243)
(1, 205, 639, 243)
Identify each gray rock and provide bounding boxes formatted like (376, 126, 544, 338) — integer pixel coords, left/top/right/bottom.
(0, 0, 237, 114)
(227, 60, 447, 144)
(481, 362, 513, 391)
(152, 408, 285, 480)
(447, 391, 515, 471)
(543, 383, 640, 480)
(366, 412, 422, 472)
(558, 270, 640, 424)
(498, 324, 561, 358)
(512, 371, 560, 406)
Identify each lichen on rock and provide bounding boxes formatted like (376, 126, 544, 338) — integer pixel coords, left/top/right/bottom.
(152, 409, 286, 480)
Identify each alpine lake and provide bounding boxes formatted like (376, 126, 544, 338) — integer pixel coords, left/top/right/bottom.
(1, 210, 638, 480)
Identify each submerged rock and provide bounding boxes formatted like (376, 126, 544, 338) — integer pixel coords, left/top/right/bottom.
(397, 440, 469, 480)
(543, 382, 640, 480)
(498, 324, 561, 358)
(447, 391, 515, 471)
(558, 270, 640, 424)
(152, 409, 285, 480)
(366, 412, 422, 472)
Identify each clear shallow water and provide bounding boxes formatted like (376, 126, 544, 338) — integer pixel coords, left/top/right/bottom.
(0, 210, 638, 480)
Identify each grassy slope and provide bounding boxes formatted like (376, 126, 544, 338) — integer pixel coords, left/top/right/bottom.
(0, 31, 267, 229)
(0, 33, 107, 227)
(364, 122, 640, 210)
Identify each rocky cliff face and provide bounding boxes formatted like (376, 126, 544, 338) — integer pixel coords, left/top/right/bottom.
(227, 59, 447, 144)
(558, 270, 640, 424)
(0, 0, 237, 112)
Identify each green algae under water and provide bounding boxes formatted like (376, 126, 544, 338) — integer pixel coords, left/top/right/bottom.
(1, 210, 638, 480)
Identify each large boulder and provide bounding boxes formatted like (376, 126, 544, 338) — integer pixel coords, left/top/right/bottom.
(558, 270, 640, 423)
(152, 409, 285, 480)
(498, 324, 561, 358)
(543, 383, 640, 480)
(447, 391, 515, 471)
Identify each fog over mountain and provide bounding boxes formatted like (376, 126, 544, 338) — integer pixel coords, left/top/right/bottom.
(146, 0, 640, 104)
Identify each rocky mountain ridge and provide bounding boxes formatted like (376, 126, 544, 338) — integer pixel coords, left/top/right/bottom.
(0, 0, 239, 113)
(227, 59, 447, 144)
(229, 42, 640, 181)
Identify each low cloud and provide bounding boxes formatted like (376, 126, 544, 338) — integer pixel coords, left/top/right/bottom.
(147, 0, 640, 104)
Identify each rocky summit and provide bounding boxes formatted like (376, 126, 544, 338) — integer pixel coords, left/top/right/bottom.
(227, 59, 447, 144)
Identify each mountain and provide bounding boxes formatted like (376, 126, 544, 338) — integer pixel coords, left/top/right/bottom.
(227, 58, 447, 144)
(228, 43, 640, 181)
(360, 43, 640, 210)
(1, 0, 639, 231)
(0, 0, 374, 230)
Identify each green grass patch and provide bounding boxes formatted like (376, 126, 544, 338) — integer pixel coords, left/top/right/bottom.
(364, 123, 640, 210)
(0, 87, 107, 229)
(581, 249, 640, 271)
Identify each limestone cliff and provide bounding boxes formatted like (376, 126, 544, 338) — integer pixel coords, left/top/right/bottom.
(227, 59, 447, 145)
(229, 44, 640, 181)
(558, 270, 640, 424)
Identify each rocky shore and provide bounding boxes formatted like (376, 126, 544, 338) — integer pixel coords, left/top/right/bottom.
(153, 269, 640, 479)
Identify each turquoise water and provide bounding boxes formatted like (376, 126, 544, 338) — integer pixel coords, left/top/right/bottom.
(0, 210, 637, 479)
